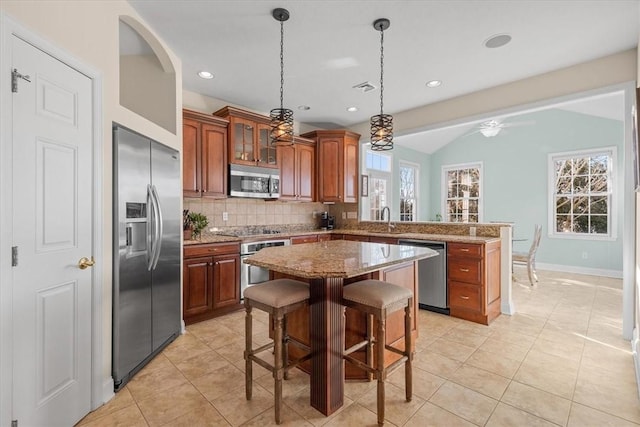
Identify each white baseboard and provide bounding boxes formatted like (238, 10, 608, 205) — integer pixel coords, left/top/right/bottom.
(101, 377, 115, 406)
(527, 262, 623, 279)
(632, 328, 640, 399)
(181, 319, 186, 334)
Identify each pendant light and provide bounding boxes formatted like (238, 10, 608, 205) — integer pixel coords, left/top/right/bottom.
(270, 8, 294, 146)
(370, 18, 393, 151)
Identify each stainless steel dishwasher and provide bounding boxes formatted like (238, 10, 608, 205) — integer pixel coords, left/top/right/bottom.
(398, 240, 448, 314)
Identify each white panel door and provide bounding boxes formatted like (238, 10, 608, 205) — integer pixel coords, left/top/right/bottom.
(11, 36, 93, 426)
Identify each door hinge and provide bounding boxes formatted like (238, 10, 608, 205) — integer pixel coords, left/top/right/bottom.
(12, 68, 31, 93)
(12, 420, 18, 427)
(11, 246, 18, 267)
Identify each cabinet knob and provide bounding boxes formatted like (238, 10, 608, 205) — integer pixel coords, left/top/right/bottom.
(460, 295, 470, 300)
(459, 268, 470, 272)
(460, 248, 470, 252)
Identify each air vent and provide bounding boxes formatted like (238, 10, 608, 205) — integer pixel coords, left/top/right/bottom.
(353, 81, 376, 93)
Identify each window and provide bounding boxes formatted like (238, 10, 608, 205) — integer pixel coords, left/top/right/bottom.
(364, 150, 392, 221)
(399, 162, 418, 222)
(442, 163, 482, 223)
(549, 148, 615, 238)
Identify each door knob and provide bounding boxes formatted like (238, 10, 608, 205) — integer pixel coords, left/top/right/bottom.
(78, 256, 95, 269)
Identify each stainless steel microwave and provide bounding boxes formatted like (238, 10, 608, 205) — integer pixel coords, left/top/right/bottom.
(229, 164, 280, 199)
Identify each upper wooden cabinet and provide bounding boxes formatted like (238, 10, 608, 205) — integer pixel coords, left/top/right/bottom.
(182, 109, 228, 198)
(301, 130, 360, 203)
(213, 106, 277, 168)
(277, 136, 316, 202)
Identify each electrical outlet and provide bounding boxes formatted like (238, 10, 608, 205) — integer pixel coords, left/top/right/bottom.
(342, 212, 346, 219)
(312, 211, 317, 218)
(582, 251, 588, 259)
(469, 226, 476, 237)
(222, 212, 228, 221)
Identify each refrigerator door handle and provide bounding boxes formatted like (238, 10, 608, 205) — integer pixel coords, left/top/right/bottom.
(147, 184, 159, 271)
(150, 185, 164, 270)
(146, 184, 154, 270)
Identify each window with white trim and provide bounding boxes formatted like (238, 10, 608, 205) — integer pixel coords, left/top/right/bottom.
(549, 148, 614, 237)
(399, 162, 418, 222)
(365, 150, 392, 221)
(442, 163, 482, 223)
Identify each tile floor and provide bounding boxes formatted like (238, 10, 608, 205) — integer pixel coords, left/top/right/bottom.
(77, 269, 640, 426)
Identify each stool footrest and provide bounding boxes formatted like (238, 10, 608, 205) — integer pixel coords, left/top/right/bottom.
(250, 341, 275, 357)
(345, 339, 370, 356)
(344, 354, 375, 374)
(384, 345, 405, 357)
(285, 353, 313, 372)
(385, 356, 408, 376)
(286, 337, 310, 353)
(248, 354, 279, 373)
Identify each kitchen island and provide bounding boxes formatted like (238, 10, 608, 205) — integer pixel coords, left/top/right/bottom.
(244, 239, 437, 416)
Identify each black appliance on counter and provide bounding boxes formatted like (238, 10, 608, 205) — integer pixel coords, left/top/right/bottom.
(320, 212, 335, 230)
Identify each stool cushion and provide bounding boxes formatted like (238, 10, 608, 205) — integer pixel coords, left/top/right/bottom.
(244, 279, 309, 308)
(343, 280, 412, 309)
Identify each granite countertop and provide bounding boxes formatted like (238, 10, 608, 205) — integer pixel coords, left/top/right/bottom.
(336, 229, 501, 244)
(244, 239, 438, 279)
(183, 228, 500, 246)
(183, 229, 333, 245)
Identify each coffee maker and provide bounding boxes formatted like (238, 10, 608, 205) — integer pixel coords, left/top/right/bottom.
(320, 212, 335, 230)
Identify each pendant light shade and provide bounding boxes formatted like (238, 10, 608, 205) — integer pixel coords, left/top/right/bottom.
(370, 18, 393, 151)
(270, 8, 294, 146)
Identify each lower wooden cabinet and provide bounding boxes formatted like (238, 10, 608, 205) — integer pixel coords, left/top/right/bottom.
(290, 234, 318, 245)
(183, 242, 241, 324)
(447, 241, 501, 325)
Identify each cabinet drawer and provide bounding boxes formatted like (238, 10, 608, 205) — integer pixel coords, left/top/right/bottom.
(447, 242, 483, 258)
(184, 242, 240, 258)
(449, 282, 482, 312)
(448, 258, 482, 284)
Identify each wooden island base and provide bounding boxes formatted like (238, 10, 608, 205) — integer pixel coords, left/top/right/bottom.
(271, 260, 419, 382)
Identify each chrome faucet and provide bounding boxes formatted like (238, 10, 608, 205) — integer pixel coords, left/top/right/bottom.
(381, 206, 395, 232)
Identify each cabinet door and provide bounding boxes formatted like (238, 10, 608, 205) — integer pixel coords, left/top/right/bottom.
(257, 122, 277, 167)
(201, 123, 227, 198)
(317, 138, 342, 202)
(213, 254, 240, 309)
(183, 256, 213, 319)
(230, 117, 255, 165)
(297, 143, 315, 201)
(343, 135, 359, 202)
(277, 144, 297, 200)
(182, 118, 201, 197)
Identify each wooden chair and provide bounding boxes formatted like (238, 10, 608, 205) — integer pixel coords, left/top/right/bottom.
(244, 279, 311, 424)
(342, 280, 414, 426)
(513, 224, 542, 285)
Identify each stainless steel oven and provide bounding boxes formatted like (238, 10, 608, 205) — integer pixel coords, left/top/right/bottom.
(241, 238, 290, 297)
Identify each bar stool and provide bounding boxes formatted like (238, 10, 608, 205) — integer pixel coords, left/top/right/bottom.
(342, 280, 414, 426)
(244, 279, 312, 425)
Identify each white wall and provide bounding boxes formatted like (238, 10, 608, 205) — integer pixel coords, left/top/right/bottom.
(351, 49, 637, 139)
(0, 0, 182, 407)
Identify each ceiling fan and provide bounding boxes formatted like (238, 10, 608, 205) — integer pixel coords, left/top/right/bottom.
(463, 118, 535, 138)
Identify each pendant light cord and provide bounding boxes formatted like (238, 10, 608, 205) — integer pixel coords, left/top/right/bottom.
(280, 18, 285, 111)
(379, 24, 384, 117)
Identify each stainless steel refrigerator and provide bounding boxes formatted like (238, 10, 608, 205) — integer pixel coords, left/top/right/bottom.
(112, 125, 181, 391)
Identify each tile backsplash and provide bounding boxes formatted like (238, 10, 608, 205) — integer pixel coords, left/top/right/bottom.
(184, 198, 327, 229)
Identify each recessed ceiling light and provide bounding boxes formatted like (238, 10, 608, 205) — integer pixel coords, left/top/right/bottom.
(198, 71, 214, 79)
(426, 80, 442, 88)
(484, 34, 512, 49)
(346, 106, 358, 112)
(297, 105, 311, 111)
